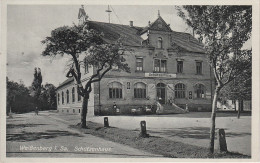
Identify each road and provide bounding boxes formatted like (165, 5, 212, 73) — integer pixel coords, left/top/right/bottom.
(6, 112, 162, 158)
(88, 112, 251, 156)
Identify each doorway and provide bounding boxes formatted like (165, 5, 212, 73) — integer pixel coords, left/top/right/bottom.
(156, 83, 166, 104)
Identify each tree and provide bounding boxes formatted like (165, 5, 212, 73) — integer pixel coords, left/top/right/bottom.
(7, 77, 34, 114)
(31, 67, 43, 105)
(220, 52, 251, 117)
(176, 6, 252, 153)
(41, 24, 130, 128)
(39, 83, 57, 110)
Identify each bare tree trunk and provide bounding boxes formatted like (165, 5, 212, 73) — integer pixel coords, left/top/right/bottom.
(209, 86, 221, 154)
(81, 94, 89, 128)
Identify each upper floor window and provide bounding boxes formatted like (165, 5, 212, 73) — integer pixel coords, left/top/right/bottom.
(196, 61, 202, 74)
(177, 61, 183, 73)
(154, 59, 167, 72)
(195, 84, 206, 98)
(175, 83, 186, 99)
(72, 87, 75, 102)
(57, 93, 60, 105)
(157, 37, 163, 49)
(134, 82, 146, 99)
(62, 92, 64, 104)
(109, 82, 122, 99)
(136, 58, 143, 71)
(66, 90, 69, 103)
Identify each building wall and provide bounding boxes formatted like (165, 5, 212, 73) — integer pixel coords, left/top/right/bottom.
(56, 66, 95, 116)
(93, 34, 214, 113)
(217, 100, 251, 111)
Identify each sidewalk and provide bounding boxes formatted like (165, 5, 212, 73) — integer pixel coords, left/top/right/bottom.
(6, 112, 162, 158)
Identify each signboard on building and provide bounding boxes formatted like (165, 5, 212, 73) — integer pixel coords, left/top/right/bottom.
(145, 73, 176, 78)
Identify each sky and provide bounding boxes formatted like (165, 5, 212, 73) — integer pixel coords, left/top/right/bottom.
(7, 5, 252, 87)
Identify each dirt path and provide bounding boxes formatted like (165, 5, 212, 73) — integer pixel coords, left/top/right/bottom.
(6, 112, 162, 158)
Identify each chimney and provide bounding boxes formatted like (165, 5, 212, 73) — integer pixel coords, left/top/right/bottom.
(129, 21, 133, 27)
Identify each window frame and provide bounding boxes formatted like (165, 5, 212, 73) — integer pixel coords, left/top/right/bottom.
(66, 90, 69, 104)
(195, 84, 206, 99)
(134, 82, 147, 99)
(157, 37, 163, 49)
(177, 60, 183, 73)
(57, 93, 60, 105)
(175, 83, 186, 99)
(62, 91, 64, 104)
(109, 82, 123, 99)
(72, 87, 75, 103)
(136, 57, 144, 72)
(196, 61, 202, 75)
(154, 59, 167, 73)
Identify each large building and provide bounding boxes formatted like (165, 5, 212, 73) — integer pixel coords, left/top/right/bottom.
(56, 6, 214, 115)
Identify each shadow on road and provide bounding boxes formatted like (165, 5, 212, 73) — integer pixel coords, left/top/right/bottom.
(7, 124, 47, 129)
(149, 127, 251, 139)
(7, 130, 83, 142)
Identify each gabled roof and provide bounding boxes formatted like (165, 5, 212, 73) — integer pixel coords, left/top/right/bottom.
(56, 77, 74, 90)
(88, 21, 144, 46)
(139, 16, 172, 35)
(170, 31, 205, 53)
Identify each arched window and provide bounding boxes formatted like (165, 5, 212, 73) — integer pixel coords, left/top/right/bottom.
(78, 91, 81, 101)
(175, 83, 186, 98)
(66, 90, 69, 103)
(109, 82, 122, 99)
(195, 84, 206, 98)
(72, 87, 75, 102)
(134, 82, 146, 98)
(157, 37, 163, 49)
(62, 92, 64, 104)
(58, 93, 60, 105)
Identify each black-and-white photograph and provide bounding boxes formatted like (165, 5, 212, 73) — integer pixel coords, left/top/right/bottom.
(1, 1, 259, 162)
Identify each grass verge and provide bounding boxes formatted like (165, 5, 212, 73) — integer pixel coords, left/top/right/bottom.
(70, 121, 250, 158)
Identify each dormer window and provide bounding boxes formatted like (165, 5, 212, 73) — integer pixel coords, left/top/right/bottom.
(157, 37, 163, 49)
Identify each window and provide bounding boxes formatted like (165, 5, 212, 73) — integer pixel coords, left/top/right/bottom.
(109, 82, 122, 99)
(78, 92, 81, 101)
(62, 92, 64, 104)
(136, 58, 143, 71)
(154, 59, 167, 72)
(72, 87, 75, 102)
(177, 61, 183, 73)
(157, 37, 163, 48)
(66, 90, 69, 103)
(175, 83, 186, 98)
(134, 82, 146, 98)
(195, 84, 206, 98)
(84, 58, 89, 74)
(58, 93, 60, 105)
(127, 82, 130, 89)
(196, 61, 202, 74)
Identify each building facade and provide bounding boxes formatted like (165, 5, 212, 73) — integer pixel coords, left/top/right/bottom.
(56, 7, 214, 115)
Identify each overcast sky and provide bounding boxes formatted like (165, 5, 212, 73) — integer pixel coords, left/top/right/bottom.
(7, 5, 252, 87)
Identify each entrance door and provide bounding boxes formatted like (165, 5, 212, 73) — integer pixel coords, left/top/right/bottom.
(156, 83, 166, 104)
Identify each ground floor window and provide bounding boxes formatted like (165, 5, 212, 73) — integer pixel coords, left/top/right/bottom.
(134, 82, 146, 98)
(175, 83, 186, 98)
(195, 84, 206, 98)
(62, 92, 64, 104)
(109, 82, 122, 99)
